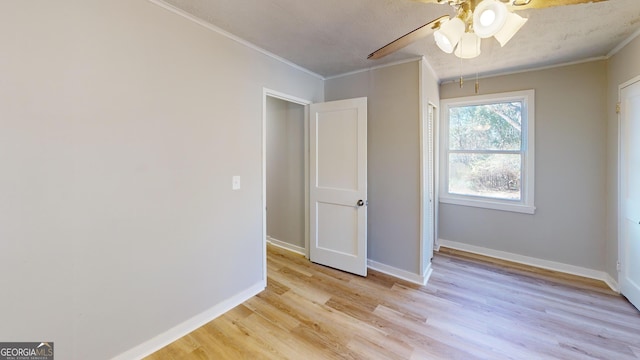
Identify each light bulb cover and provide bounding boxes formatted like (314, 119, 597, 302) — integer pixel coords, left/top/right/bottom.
(434, 17, 465, 54)
(455, 32, 482, 59)
(494, 12, 527, 47)
(473, 0, 508, 39)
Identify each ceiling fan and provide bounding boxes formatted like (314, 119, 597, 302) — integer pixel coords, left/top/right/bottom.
(368, 0, 608, 60)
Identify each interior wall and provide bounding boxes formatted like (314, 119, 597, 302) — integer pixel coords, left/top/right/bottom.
(439, 61, 608, 272)
(0, 1, 323, 359)
(324, 61, 423, 274)
(266, 97, 305, 249)
(606, 35, 640, 280)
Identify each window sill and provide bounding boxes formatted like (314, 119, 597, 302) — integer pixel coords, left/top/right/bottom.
(440, 196, 536, 214)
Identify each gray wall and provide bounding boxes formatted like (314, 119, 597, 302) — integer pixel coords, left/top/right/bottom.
(439, 61, 608, 271)
(325, 61, 423, 274)
(606, 36, 640, 279)
(266, 97, 305, 249)
(0, 1, 323, 359)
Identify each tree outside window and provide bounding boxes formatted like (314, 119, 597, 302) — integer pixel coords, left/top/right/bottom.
(440, 90, 535, 214)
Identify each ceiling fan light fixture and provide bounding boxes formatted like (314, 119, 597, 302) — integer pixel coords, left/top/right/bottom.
(473, 0, 508, 39)
(434, 17, 465, 53)
(454, 32, 481, 59)
(494, 12, 528, 47)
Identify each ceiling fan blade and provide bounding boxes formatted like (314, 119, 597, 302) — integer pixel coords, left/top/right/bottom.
(368, 15, 449, 60)
(509, 0, 608, 10)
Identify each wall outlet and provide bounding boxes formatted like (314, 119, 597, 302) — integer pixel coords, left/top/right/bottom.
(232, 176, 241, 190)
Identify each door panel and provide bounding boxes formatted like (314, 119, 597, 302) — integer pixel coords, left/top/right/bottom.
(317, 202, 358, 255)
(310, 97, 367, 276)
(620, 80, 640, 311)
(317, 108, 359, 190)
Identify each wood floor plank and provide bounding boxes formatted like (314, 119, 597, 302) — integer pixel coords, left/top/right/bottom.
(146, 244, 640, 359)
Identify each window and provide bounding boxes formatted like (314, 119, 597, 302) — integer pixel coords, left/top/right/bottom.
(440, 90, 535, 214)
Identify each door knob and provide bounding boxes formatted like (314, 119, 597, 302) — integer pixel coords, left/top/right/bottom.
(357, 200, 365, 207)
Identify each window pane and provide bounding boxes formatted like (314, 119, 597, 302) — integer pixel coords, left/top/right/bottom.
(449, 102, 522, 151)
(448, 153, 521, 200)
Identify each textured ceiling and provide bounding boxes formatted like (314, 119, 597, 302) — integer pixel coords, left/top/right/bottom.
(160, 0, 640, 81)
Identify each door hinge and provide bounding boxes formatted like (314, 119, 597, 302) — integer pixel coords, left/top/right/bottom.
(616, 102, 621, 114)
(617, 261, 621, 272)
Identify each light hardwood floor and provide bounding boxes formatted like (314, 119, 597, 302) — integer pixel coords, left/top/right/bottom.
(146, 245, 640, 359)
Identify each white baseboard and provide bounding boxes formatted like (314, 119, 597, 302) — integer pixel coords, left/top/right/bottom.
(438, 239, 619, 292)
(267, 239, 431, 286)
(423, 264, 434, 286)
(367, 259, 432, 286)
(267, 236, 306, 256)
(112, 281, 266, 360)
(604, 273, 620, 293)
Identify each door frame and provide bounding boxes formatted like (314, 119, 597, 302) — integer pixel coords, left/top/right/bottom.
(419, 101, 437, 282)
(262, 88, 312, 281)
(617, 75, 640, 291)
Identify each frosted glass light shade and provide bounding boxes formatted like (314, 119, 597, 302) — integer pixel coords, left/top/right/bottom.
(434, 17, 465, 53)
(455, 32, 481, 59)
(473, 0, 508, 39)
(494, 12, 528, 47)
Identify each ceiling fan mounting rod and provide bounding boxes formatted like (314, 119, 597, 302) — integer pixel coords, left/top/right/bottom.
(455, 1, 475, 30)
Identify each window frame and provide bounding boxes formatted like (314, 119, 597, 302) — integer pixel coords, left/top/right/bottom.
(439, 89, 535, 214)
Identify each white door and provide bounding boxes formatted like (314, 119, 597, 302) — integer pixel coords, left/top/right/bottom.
(620, 79, 640, 311)
(309, 97, 367, 276)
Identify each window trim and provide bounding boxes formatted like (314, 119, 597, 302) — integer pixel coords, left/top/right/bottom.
(439, 89, 535, 214)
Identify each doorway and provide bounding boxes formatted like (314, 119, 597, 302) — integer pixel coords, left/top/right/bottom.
(263, 90, 310, 261)
(262, 90, 369, 278)
(618, 77, 640, 311)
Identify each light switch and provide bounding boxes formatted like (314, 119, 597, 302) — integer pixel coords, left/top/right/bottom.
(232, 176, 241, 190)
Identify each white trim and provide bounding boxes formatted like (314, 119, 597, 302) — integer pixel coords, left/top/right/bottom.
(367, 259, 432, 286)
(619, 74, 640, 90)
(263, 88, 312, 275)
(439, 90, 535, 214)
(438, 239, 619, 292)
(433, 98, 441, 252)
(262, 91, 268, 284)
(264, 89, 313, 106)
(423, 263, 434, 286)
(608, 27, 640, 58)
(439, 197, 536, 214)
(617, 76, 640, 302)
(617, 79, 625, 295)
(604, 274, 620, 293)
(147, 0, 324, 81)
(418, 59, 438, 280)
(421, 56, 439, 83)
(270, 245, 433, 286)
(112, 281, 265, 360)
(419, 60, 427, 278)
(440, 57, 607, 84)
(325, 57, 423, 80)
(267, 236, 306, 256)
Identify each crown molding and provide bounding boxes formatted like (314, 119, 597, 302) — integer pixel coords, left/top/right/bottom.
(608, 27, 640, 58)
(439, 56, 608, 84)
(147, 0, 325, 81)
